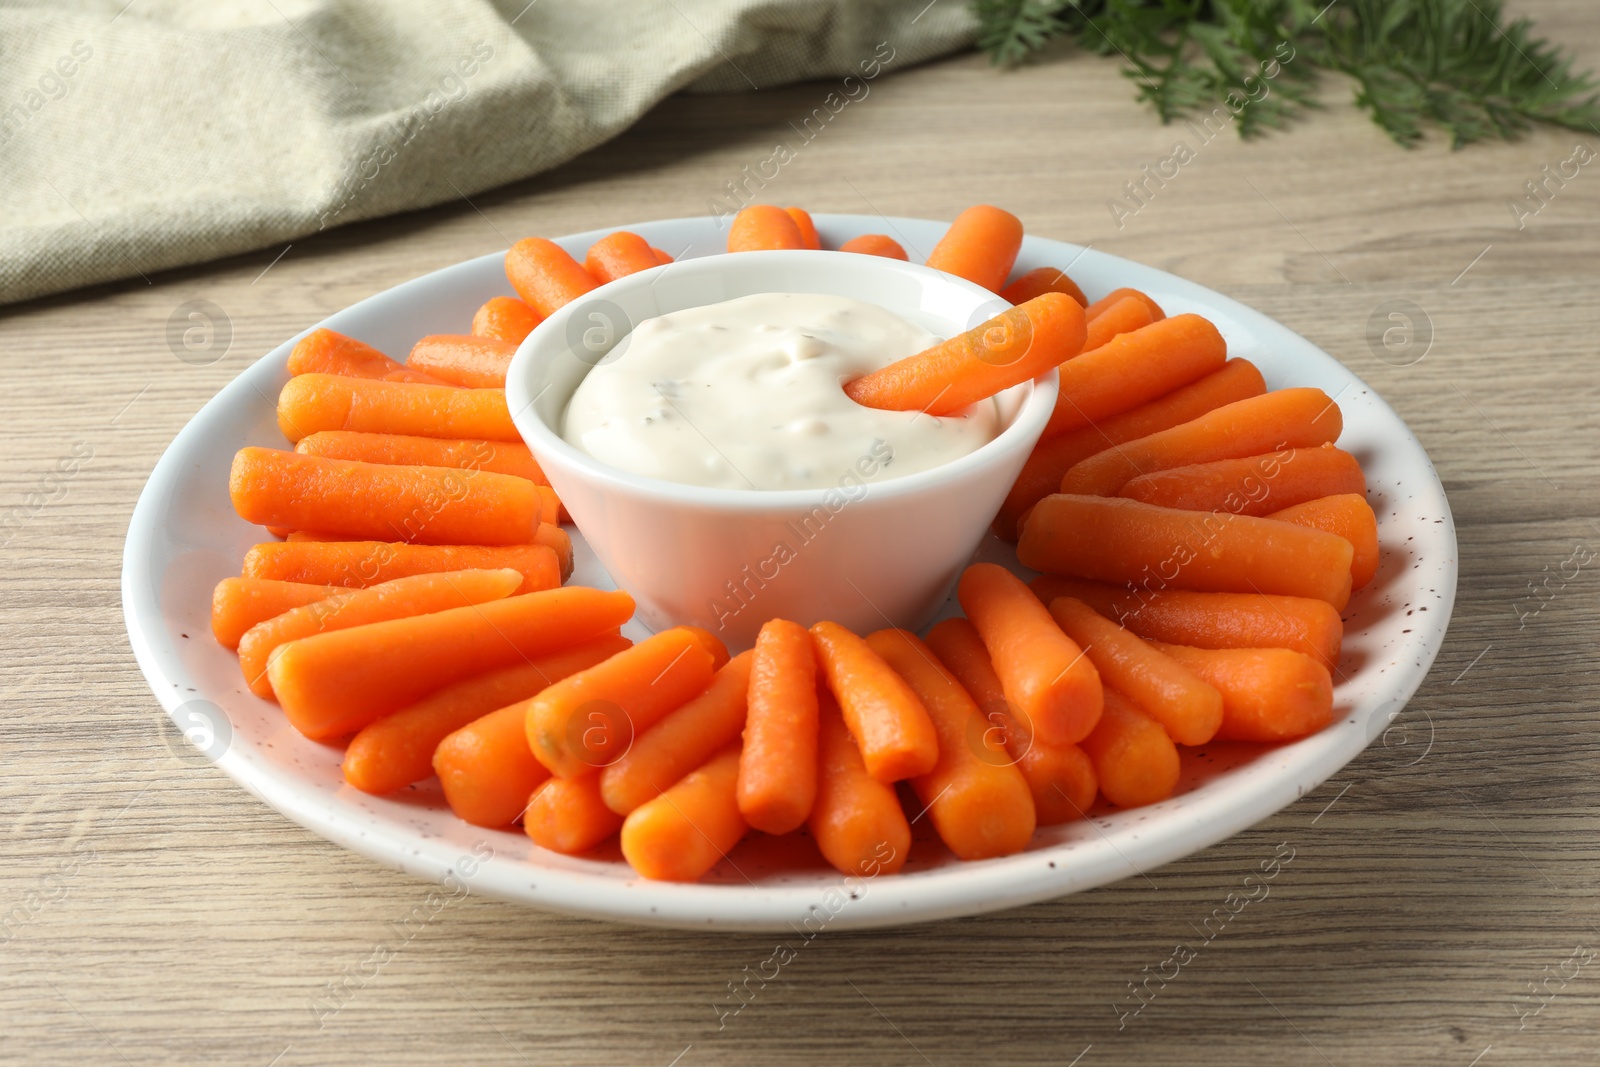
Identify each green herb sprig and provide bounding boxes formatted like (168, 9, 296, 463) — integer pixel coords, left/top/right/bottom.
(973, 0, 1600, 147)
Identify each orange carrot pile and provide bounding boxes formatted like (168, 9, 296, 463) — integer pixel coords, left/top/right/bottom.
(237, 568, 523, 699)
(242, 540, 562, 593)
(1045, 596, 1223, 746)
(994, 357, 1267, 540)
(958, 563, 1103, 745)
(1084, 287, 1164, 322)
(737, 620, 819, 834)
(203, 204, 1376, 886)
(1269, 493, 1380, 589)
(809, 693, 910, 877)
(268, 586, 635, 740)
(727, 205, 806, 252)
(277, 374, 518, 443)
(601, 651, 753, 815)
(1030, 576, 1344, 669)
(786, 208, 821, 250)
(1042, 313, 1227, 439)
(471, 296, 541, 344)
(838, 234, 908, 259)
(229, 448, 543, 546)
(211, 578, 341, 650)
(584, 231, 662, 283)
(867, 628, 1036, 860)
(845, 294, 1087, 416)
(407, 334, 518, 389)
(924, 617, 1097, 826)
(287, 328, 448, 385)
(809, 621, 938, 783)
(506, 237, 598, 318)
(294, 431, 549, 485)
(343, 635, 630, 795)
(999, 267, 1087, 308)
(526, 626, 717, 778)
(1118, 443, 1366, 517)
(1058, 387, 1344, 497)
(1019, 494, 1355, 608)
(925, 205, 1024, 293)
(620, 745, 748, 881)
(1080, 294, 1155, 352)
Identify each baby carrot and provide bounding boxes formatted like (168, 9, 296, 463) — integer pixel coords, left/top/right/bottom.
(1044, 597, 1223, 746)
(809, 694, 910, 877)
(1079, 690, 1180, 808)
(1043, 314, 1228, 439)
(1152, 641, 1335, 743)
(957, 563, 1103, 746)
(506, 237, 599, 317)
(737, 620, 819, 834)
(527, 627, 716, 778)
(407, 334, 518, 389)
(526, 775, 625, 855)
(343, 635, 630, 795)
(295, 431, 550, 485)
(242, 541, 561, 593)
(1269, 493, 1380, 589)
(266, 586, 635, 740)
(277, 374, 518, 443)
(211, 577, 341, 650)
(229, 448, 543, 546)
(809, 621, 938, 782)
(651, 247, 673, 265)
(1059, 387, 1344, 497)
(601, 651, 754, 815)
(925, 205, 1024, 293)
(727, 205, 805, 252)
(785, 207, 821, 250)
(838, 234, 908, 260)
(1119, 444, 1367, 517)
(1080, 294, 1155, 352)
(1030, 576, 1344, 670)
(844, 293, 1087, 416)
(1084, 287, 1164, 322)
(434, 700, 552, 827)
(924, 617, 1097, 826)
(1000, 266, 1088, 308)
(867, 628, 1036, 861)
(680, 625, 731, 671)
(1019, 495, 1355, 609)
(286, 328, 448, 386)
(472, 295, 542, 344)
(584, 231, 661, 283)
(620, 745, 747, 881)
(994, 358, 1267, 540)
(237, 568, 523, 699)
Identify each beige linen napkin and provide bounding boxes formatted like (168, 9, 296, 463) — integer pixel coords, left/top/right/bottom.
(0, 0, 975, 305)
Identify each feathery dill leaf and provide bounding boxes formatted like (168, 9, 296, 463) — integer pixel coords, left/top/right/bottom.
(973, 0, 1600, 147)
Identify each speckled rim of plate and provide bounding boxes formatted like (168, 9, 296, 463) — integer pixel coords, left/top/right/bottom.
(121, 215, 1457, 931)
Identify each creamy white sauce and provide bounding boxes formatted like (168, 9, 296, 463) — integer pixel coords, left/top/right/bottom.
(561, 293, 1000, 491)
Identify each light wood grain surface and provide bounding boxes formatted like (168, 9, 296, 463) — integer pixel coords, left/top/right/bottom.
(5, 3, 1600, 1063)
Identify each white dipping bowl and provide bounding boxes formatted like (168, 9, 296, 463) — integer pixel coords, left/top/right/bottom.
(505, 250, 1056, 649)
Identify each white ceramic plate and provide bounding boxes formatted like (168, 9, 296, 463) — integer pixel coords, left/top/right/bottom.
(122, 215, 1457, 931)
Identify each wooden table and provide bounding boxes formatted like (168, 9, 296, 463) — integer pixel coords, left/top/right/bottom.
(5, 4, 1598, 1062)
